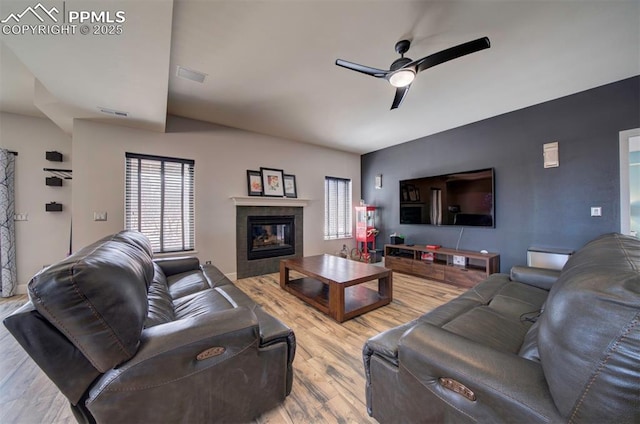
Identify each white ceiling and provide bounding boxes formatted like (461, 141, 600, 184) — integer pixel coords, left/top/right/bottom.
(1, 0, 638, 154)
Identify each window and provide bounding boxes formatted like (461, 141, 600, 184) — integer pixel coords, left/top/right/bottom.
(324, 176, 352, 240)
(125, 153, 195, 253)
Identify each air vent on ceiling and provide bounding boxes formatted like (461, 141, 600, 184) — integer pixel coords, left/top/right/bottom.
(98, 107, 128, 117)
(176, 66, 207, 83)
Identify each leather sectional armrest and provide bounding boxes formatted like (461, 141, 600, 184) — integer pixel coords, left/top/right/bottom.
(154, 256, 200, 276)
(399, 323, 562, 423)
(510, 265, 560, 290)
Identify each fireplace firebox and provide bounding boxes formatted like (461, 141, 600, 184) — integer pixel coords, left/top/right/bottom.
(247, 215, 295, 260)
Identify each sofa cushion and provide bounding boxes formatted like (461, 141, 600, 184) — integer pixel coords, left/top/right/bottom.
(173, 289, 236, 318)
(518, 319, 542, 361)
(441, 305, 534, 353)
(28, 231, 153, 372)
(537, 233, 640, 420)
(202, 264, 233, 287)
(145, 264, 175, 328)
(417, 273, 548, 353)
(167, 269, 211, 298)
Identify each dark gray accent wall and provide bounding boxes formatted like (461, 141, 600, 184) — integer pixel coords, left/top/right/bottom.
(361, 76, 640, 272)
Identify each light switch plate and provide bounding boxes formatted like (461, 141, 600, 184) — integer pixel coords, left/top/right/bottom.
(14, 213, 28, 221)
(590, 206, 602, 217)
(93, 212, 108, 221)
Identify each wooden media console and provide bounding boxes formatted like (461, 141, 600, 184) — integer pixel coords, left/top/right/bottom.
(384, 244, 499, 288)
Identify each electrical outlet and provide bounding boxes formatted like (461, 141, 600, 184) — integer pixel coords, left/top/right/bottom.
(590, 206, 602, 217)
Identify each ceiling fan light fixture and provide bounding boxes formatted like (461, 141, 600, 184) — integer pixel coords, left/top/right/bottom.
(389, 69, 415, 87)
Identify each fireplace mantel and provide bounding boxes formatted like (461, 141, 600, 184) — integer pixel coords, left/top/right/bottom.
(230, 196, 310, 207)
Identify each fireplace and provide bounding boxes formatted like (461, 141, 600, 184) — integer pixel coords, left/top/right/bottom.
(236, 206, 303, 279)
(247, 215, 295, 260)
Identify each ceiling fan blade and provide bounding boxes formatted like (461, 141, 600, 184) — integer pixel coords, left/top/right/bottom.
(335, 59, 389, 78)
(391, 85, 411, 110)
(407, 37, 490, 74)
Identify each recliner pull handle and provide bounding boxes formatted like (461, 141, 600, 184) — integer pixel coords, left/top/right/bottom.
(439, 377, 476, 401)
(196, 347, 226, 361)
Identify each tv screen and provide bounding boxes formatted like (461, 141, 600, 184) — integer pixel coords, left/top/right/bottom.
(400, 168, 494, 227)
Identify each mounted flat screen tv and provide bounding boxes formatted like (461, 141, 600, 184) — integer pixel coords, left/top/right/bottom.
(400, 168, 495, 227)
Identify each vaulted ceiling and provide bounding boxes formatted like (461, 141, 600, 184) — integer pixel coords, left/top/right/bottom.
(1, 1, 638, 154)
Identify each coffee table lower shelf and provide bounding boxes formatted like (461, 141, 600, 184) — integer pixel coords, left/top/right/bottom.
(285, 277, 388, 320)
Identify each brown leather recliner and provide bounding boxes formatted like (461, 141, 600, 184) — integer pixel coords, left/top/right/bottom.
(364, 233, 640, 423)
(4, 230, 296, 423)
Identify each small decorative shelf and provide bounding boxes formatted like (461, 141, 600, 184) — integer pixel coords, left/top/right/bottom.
(45, 202, 63, 212)
(46, 151, 63, 162)
(46, 177, 63, 186)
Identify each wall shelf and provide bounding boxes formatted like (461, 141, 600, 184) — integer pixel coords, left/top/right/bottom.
(230, 196, 310, 207)
(43, 168, 72, 180)
(45, 202, 63, 212)
(46, 151, 63, 162)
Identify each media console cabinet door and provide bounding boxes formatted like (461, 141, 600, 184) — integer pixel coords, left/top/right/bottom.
(413, 260, 445, 280)
(444, 266, 486, 288)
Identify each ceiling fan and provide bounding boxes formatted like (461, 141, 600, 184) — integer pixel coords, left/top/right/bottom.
(335, 37, 491, 110)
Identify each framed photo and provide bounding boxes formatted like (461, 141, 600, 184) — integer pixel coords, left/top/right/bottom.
(408, 185, 417, 202)
(260, 167, 285, 197)
(283, 174, 297, 198)
(401, 187, 409, 202)
(246, 170, 263, 196)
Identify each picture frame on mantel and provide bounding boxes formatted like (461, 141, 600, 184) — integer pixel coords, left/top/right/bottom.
(283, 174, 297, 198)
(246, 170, 263, 196)
(260, 167, 285, 197)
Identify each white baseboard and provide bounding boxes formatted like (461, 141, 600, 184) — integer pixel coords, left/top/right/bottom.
(226, 272, 238, 282)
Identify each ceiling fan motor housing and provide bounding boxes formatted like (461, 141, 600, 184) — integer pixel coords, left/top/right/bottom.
(390, 57, 412, 71)
(391, 40, 412, 71)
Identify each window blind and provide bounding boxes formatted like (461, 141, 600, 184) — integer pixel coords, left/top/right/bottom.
(324, 176, 352, 240)
(125, 153, 195, 253)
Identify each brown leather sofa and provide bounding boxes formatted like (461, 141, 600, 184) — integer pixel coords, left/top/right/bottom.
(364, 232, 640, 423)
(4, 230, 296, 423)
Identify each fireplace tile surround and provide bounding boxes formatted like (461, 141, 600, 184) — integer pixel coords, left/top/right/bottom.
(236, 205, 304, 278)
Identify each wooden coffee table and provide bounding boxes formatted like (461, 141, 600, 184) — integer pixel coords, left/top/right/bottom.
(279, 254, 392, 322)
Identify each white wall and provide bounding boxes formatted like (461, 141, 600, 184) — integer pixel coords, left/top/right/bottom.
(72, 116, 361, 277)
(0, 112, 72, 292)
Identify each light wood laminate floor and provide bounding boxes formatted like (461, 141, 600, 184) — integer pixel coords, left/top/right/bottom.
(0, 271, 464, 423)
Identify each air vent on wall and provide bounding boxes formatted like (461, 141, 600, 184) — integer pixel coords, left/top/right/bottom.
(176, 66, 207, 83)
(98, 107, 128, 117)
